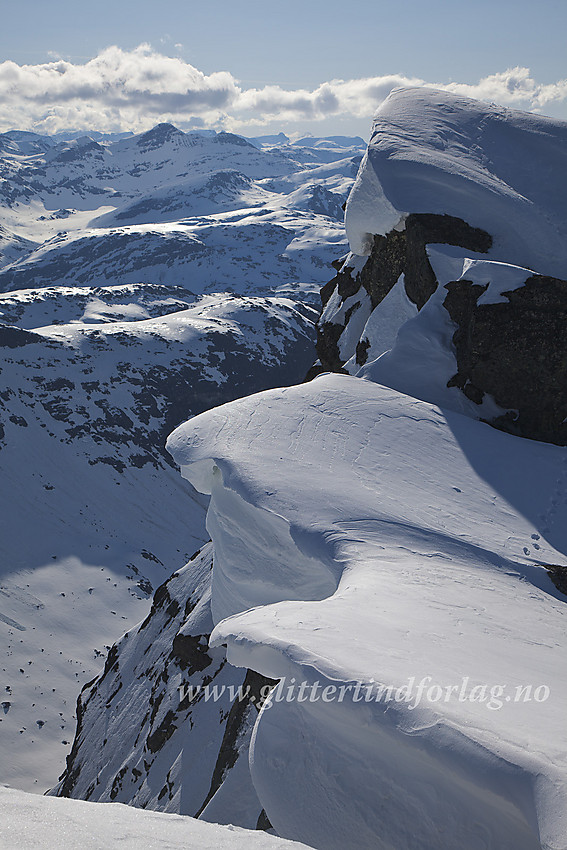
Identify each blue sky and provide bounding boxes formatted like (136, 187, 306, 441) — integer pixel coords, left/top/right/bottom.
(1, 0, 566, 136)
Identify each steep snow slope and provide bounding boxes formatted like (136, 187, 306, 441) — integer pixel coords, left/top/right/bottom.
(168, 374, 567, 850)
(50, 543, 267, 828)
(36, 96, 567, 846)
(0, 285, 316, 793)
(0, 124, 354, 797)
(0, 785, 310, 850)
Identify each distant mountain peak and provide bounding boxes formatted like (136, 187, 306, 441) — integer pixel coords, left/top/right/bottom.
(214, 131, 255, 148)
(137, 123, 184, 149)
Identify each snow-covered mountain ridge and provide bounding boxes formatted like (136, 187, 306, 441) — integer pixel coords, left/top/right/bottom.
(165, 373, 567, 849)
(52, 90, 567, 849)
(0, 124, 362, 302)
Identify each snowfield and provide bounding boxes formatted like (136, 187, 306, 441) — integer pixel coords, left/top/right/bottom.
(2, 91, 567, 850)
(168, 374, 567, 850)
(0, 124, 362, 302)
(0, 785, 310, 849)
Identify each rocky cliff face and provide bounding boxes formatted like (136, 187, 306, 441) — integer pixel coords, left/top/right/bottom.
(317, 212, 492, 369)
(444, 273, 567, 445)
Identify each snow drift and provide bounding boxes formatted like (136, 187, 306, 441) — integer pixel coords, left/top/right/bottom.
(345, 87, 567, 279)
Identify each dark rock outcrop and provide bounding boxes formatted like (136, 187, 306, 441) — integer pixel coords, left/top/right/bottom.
(316, 214, 492, 373)
(195, 669, 277, 818)
(0, 323, 44, 348)
(444, 274, 567, 445)
(316, 212, 567, 446)
(52, 543, 266, 825)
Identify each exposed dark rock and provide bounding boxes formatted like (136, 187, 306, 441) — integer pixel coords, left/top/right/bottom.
(545, 565, 567, 596)
(146, 709, 178, 754)
(359, 229, 406, 310)
(355, 338, 371, 367)
(316, 260, 363, 372)
(303, 362, 327, 382)
(315, 318, 350, 375)
(354, 213, 491, 313)
(0, 323, 44, 348)
(194, 669, 277, 818)
(316, 214, 491, 371)
(444, 274, 567, 445)
(404, 214, 491, 309)
(171, 633, 212, 672)
(320, 260, 358, 307)
(256, 810, 273, 831)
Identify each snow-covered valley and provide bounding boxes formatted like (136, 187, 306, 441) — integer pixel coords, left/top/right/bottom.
(1, 89, 567, 849)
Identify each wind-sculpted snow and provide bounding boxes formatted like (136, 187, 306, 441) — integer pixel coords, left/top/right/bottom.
(0, 122, 357, 797)
(50, 545, 253, 815)
(320, 90, 567, 443)
(50, 542, 276, 829)
(168, 374, 567, 850)
(345, 88, 567, 279)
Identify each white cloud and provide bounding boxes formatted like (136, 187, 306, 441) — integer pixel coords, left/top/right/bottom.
(442, 67, 567, 110)
(0, 45, 240, 132)
(0, 45, 565, 134)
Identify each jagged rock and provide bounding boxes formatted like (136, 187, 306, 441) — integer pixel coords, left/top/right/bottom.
(316, 211, 567, 446)
(444, 273, 567, 445)
(546, 565, 567, 596)
(195, 669, 276, 818)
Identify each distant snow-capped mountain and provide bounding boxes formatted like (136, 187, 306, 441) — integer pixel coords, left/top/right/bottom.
(0, 124, 360, 303)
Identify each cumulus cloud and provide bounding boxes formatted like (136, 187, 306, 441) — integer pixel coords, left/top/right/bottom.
(235, 74, 426, 121)
(0, 45, 240, 132)
(442, 67, 567, 110)
(0, 45, 565, 133)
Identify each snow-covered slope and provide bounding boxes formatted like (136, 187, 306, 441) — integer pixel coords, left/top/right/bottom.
(0, 283, 316, 793)
(5, 93, 567, 849)
(167, 373, 567, 850)
(0, 785, 310, 849)
(50, 542, 270, 827)
(0, 123, 356, 797)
